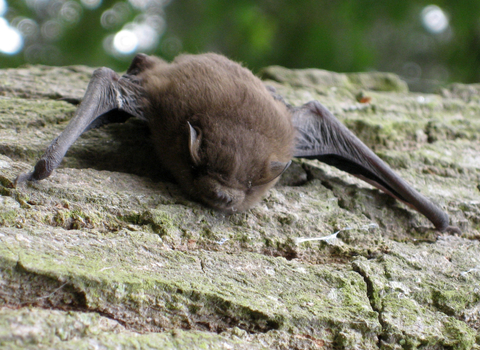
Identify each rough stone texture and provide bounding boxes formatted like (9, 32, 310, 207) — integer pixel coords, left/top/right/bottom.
(0, 63, 479, 350)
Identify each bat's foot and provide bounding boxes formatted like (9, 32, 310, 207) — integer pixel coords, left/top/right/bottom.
(15, 159, 54, 187)
(14, 172, 35, 186)
(444, 225, 462, 235)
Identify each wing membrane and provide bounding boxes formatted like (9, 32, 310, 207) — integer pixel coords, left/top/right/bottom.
(292, 100, 458, 233)
(16, 68, 143, 183)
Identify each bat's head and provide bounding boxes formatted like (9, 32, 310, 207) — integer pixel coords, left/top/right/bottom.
(178, 122, 292, 214)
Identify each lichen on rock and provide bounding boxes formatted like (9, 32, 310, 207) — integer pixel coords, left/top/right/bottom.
(0, 63, 479, 349)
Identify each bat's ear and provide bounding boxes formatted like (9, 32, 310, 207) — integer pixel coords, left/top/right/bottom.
(255, 160, 291, 187)
(270, 160, 292, 179)
(188, 122, 202, 166)
(126, 53, 158, 75)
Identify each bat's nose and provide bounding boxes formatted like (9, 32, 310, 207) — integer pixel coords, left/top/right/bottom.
(201, 188, 244, 213)
(212, 190, 233, 205)
(193, 176, 245, 213)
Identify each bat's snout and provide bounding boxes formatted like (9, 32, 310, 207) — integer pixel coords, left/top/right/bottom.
(192, 176, 245, 214)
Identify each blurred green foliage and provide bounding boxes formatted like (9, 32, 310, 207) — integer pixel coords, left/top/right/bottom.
(1, 0, 480, 91)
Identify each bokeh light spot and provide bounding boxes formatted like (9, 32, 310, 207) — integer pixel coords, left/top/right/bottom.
(60, 1, 83, 25)
(128, 0, 171, 11)
(0, 18, 24, 55)
(101, 9, 119, 29)
(100, 3, 130, 29)
(0, 0, 7, 17)
(41, 19, 62, 41)
(16, 18, 40, 39)
(128, 0, 149, 11)
(113, 29, 138, 54)
(421, 5, 449, 34)
(81, 0, 102, 10)
(25, 43, 62, 64)
(161, 36, 182, 56)
(46, 0, 64, 18)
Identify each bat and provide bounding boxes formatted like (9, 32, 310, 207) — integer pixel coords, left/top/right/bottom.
(15, 53, 460, 233)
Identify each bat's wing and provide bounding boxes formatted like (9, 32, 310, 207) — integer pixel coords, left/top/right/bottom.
(15, 67, 144, 183)
(291, 100, 459, 233)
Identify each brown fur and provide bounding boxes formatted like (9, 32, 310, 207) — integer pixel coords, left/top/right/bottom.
(136, 53, 295, 213)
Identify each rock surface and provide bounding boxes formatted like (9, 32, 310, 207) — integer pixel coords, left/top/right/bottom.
(0, 63, 479, 350)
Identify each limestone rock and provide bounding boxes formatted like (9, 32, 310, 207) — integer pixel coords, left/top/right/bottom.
(1, 63, 479, 349)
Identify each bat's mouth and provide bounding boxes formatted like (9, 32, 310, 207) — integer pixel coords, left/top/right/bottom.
(198, 189, 244, 214)
(192, 176, 246, 214)
(202, 200, 239, 215)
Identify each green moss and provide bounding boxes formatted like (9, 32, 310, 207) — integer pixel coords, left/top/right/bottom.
(0, 228, 381, 346)
(0, 209, 17, 225)
(440, 317, 477, 350)
(347, 72, 409, 92)
(127, 205, 194, 237)
(432, 289, 477, 316)
(0, 97, 75, 129)
(120, 211, 143, 225)
(0, 307, 267, 350)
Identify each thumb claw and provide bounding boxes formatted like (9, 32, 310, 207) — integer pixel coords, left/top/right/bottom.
(14, 172, 34, 187)
(445, 225, 462, 235)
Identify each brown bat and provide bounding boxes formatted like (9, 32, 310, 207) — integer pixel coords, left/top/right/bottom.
(15, 53, 460, 233)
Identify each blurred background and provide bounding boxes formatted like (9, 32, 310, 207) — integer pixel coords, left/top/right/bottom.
(1, 0, 479, 91)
